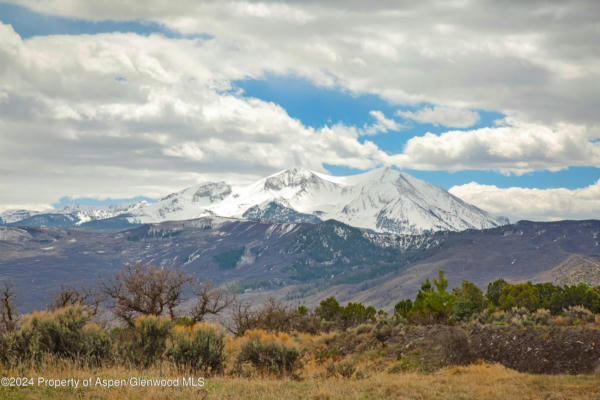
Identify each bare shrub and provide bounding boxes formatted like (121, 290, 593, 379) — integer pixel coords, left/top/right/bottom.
(254, 298, 295, 332)
(0, 280, 18, 333)
(228, 302, 258, 337)
(101, 263, 192, 326)
(190, 281, 236, 324)
(50, 285, 102, 316)
(227, 298, 322, 336)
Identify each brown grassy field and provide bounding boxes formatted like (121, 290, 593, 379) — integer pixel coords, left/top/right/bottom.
(2, 318, 599, 399)
(0, 362, 599, 400)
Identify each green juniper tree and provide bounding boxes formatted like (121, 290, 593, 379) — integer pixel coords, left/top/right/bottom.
(410, 270, 456, 323)
(453, 280, 486, 321)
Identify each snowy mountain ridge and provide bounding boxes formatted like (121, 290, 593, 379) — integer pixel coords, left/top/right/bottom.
(2, 167, 508, 234)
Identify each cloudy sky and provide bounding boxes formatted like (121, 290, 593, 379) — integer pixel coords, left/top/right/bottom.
(0, 0, 598, 222)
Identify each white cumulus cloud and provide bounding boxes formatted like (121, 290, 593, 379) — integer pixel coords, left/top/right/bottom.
(361, 110, 404, 135)
(390, 119, 600, 174)
(449, 180, 600, 222)
(396, 106, 480, 128)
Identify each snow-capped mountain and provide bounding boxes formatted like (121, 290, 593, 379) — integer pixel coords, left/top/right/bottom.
(127, 167, 508, 234)
(0, 202, 149, 230)
(2, 167, 508, 234)
(58, 202, 149, 224)
(0, 209, 42, 224)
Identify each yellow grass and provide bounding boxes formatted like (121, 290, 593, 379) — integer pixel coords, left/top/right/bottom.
(2, 327, 599, 399)
(1, 362, 599, 399)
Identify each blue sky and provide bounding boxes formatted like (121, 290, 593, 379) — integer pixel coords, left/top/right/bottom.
(234, 75, 599, 190)
(0, 1, 598, 221)
(0, 2, 208, 39)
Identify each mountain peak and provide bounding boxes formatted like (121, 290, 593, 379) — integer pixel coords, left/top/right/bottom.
(263, 167, 323, 190)
(366, 166, 403, 181)
(269, 167, 317, 179)
(191, 182, 232, 203)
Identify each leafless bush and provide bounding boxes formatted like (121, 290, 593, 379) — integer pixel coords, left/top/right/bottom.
(50, 285, 102, 316)
(228, 302, 258, 336)
(101, 263, 192, 326)
(190, 281, 236, 323)
(100, 263, 235, 327)
(227, 298, 322, 336)
(226, 298, 289, 336)
(0, 280, 18, 333)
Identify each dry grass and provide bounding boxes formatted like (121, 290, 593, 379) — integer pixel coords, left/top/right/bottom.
(1, 362, 599, 400)
(2, 327, 599, 399)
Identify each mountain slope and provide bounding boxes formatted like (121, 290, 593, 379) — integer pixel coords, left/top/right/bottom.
(0, 217, 435, 311)
(536, 254, 600, 286)
(292, 220, 600, 310)
(1, 219, 598, 312)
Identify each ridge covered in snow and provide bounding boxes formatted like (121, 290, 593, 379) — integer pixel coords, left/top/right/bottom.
(0, 209, 42, 224)
(3, 167, 508, 234)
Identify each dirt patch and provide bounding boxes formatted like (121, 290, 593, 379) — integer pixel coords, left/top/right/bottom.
(386, 325, 472, 368)
(322, 324, 600, 374)
(468, 325, 600, 374)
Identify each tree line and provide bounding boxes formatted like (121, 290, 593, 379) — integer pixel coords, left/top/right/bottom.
(1, 265, 599, 337)
(393, 270, 600, 323)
